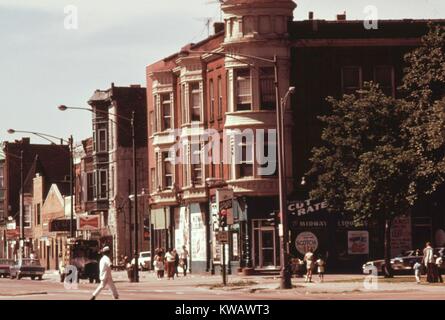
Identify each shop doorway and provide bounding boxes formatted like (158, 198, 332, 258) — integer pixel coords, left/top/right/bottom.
(252, 220, 278, 269)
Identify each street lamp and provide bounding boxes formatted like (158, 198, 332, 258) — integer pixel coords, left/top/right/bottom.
(7, 129, 75, 240)
(181, 49, 294, 289)
(58, 105, 140, 283)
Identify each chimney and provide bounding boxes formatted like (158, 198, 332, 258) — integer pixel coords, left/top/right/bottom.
(337, 11, 346, 21)
(214, 22, 225, 34)
(21, 137, 30, 145)
(308, 11, 314, 20)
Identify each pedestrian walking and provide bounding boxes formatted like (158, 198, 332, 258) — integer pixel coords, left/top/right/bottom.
(304, 249, 315, 283)
(90, 246, 119, 300)
(173, 249, 180, 277)
(316, 256, 326, 283)
(435, 256, 443, 283)
(423, 242, 436, 283)
(180, 245, 189, 277)
(413, 261, 422, 284)
(165, 248, 176, 280)
(154, 256, 165, 280)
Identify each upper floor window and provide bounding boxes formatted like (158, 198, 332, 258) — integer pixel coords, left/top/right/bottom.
(153, 95, 158, 133)
(149, 111, 154, 136)
(87, 172, 95, 201)
(36, 203, 41, 225)
(235, 69, 252, 111)
(97, 169, 108, 200)
(209, 79, 215, 122)
(374, 66, 395, 97)
(191, 143, 202, 186)
(190, 82, 201, 122)
(341, 66, 362, 95)
(181, 84, 187, 125)
(97, 129, 107, 153)
(24, 205, 32, 228)
(150, 168, 156, 193)
(161, 93, 172, 130)
(260, 67, 276, 110)
(162, 152, 173, 189)
(236, 136, 253, 178)
(217, 76, 223, 119)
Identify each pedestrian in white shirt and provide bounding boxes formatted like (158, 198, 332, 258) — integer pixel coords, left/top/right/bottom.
(90, 246, 119, 300)
(423, 242, 436, 283)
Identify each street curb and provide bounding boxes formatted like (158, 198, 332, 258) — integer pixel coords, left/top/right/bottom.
(0, 291, 48, 296)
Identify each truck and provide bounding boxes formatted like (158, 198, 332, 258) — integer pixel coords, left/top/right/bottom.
(69, 239, 100, 283)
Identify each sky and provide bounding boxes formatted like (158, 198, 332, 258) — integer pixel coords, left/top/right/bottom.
(0, 0, 444, 146)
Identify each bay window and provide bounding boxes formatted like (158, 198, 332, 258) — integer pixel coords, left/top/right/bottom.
(260, 67, 276, 110)
(190, 82, 201, 122)
(235, 69, 252, 111)
(161, 93, 172, 130)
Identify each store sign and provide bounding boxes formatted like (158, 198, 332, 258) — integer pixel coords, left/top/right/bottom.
(6, 228, 19, 239)
(77, 215, 101, 231)
(295, 232, 318, 254)
(216, 231, 229, 243)
(49, 219, 75, 232)
(6, 221, 16, 230)
(287, 199, 328, 217)
(348, 231, 369, 255)
(390, 215, 412, 257)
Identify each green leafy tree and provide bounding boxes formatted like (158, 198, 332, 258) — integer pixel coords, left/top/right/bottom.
(308, 84, 415, 277)
(308, 25, 445, 277)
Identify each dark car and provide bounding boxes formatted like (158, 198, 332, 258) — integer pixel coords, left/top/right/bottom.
(363, 247, 445, 275)
(0, 259, 14, 278)
(10, 259, 45, 280)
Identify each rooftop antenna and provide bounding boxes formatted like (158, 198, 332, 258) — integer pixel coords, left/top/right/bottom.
(205, 0, 226, 22)
(193, 17, 215, 37)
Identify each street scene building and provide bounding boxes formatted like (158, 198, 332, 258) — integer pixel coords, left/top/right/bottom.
(1, 1, 445, 298)
(146, 0, 445, 273)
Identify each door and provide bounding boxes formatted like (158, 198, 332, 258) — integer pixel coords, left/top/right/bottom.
(260, 228, 276, 268)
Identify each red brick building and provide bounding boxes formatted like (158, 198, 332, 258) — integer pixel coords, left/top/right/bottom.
(146, 0, 445, 272)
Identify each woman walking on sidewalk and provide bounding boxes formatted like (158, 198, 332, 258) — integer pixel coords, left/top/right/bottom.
(423, 242, 437, 283)
(304, 249, 315, 283)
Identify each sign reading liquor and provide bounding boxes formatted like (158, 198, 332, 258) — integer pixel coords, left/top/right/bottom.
(6, 228, 20, 239)
(77, 215, 101, 231)
(287, 199, 328, 217)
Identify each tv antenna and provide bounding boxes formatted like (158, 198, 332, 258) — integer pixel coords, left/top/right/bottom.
(204, 0, 227, 22)
(193, 17, 215, 37)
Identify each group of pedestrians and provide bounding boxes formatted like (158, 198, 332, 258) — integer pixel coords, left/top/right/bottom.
(290, 249, 326, 283)
(153, 246, 189, 280)
(413, 242, 443, 284)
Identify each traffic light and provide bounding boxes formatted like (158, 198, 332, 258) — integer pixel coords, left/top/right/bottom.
(219, 209, 228, 228)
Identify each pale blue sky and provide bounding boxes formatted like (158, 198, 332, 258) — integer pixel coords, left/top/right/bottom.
(1, 0, 444, 146)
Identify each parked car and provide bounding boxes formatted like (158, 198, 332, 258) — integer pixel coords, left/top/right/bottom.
(0, 259, 14, 278)
(362, 248, 445, 275)
(10, 259, 45, 280)
(70, 240, 100, 283)
(131, 251, 151, 271)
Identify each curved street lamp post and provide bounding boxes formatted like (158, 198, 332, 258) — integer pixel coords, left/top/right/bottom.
(58, 105, 140, 283)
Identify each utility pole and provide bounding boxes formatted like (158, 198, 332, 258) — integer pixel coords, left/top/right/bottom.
(131, 111, 139, 283)
(20, 150, 24, 259)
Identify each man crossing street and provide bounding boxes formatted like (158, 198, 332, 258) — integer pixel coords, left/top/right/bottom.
(90, 246, 119, 300)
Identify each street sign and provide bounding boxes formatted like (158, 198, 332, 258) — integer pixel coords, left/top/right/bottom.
(6, 221, 16, 230)
(216, 231, 229, 243)
(50, 219, 75, 232)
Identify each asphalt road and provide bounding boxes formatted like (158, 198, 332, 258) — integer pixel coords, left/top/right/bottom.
(0, 272, 444, 300)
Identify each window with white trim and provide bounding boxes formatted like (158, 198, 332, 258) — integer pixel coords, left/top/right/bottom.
(181, 84, 187, 124)
(260, 67, 276, 110)
(235, 69, 252, 111)
(236, 136, 253, 178)
(190, 82, 201, 122)
(217, 76, 223, 119)
(87, 172, 95, 201)
(209, 79, 215, 122)
(24, 205, 32, 228)
(98, 129, 107, 152)
(97, 169, 108, 200)
(191, 143, 202, 185)
(162, 152, 173, 189)
(161, 93, 172, 130)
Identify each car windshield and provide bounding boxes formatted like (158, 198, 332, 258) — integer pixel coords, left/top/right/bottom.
(396, 250, 414, 257)
(21, 259, 41, 266)
(141, 253, 150, 258)
(0, 259, 13, 265)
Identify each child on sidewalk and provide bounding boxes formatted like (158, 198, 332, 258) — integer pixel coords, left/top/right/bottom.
(154, 256, 165, 280)
(413, 261, 422, 284)
(316, 257, 326, 283)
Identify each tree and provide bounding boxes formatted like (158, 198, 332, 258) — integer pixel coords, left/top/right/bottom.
(307, 25, 445, 277)
(308, 83, 416, 277)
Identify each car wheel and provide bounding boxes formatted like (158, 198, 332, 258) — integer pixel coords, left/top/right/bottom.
(38, 276, 43, 281)
(17, 274, 22, 280)
(89, 277, 94, 283)
(31, 276, 35, 280)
